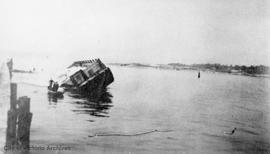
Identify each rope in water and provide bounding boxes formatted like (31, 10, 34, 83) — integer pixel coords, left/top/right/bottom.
(88, 129, 173, 138)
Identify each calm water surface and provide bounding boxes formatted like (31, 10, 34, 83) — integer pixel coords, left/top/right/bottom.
(0, 65, 270, 154)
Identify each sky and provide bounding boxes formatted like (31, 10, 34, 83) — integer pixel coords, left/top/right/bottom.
(0, 0, 269, 69)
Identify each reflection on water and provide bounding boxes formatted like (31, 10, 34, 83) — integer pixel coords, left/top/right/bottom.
(47, 87, 113, 118)
(47, 93, 64, 103)
(68, 88, 113, 118)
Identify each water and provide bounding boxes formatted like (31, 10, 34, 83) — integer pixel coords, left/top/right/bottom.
(0, 65, 270, 154)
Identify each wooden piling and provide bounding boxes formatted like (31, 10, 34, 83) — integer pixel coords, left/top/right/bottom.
(6, 110, 17, 146)
(7, 58, 13, 79)
(17, 96, 32, 149)
(6, 83, 18, 147)
(6, 83, 33, 153)
(10, 83, 17, 110)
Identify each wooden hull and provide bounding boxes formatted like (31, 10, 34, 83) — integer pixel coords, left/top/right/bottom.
(65, 68, 114, 98)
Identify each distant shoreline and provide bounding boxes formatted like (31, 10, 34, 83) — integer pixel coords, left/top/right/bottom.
(12, 69, 34, 74)
(108, 63, 270, 78)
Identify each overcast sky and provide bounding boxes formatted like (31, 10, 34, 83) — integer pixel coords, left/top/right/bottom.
(0, 0, 269, 67)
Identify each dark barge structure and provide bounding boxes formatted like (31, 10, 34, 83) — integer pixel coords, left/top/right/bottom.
(48, 59, 114, 98)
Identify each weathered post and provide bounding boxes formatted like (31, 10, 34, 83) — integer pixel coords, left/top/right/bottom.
(6, 111, 17, 146)
(6, 58, 13, 79)
(17, 96, 32, 149)
(10, 83, 17, 110)
(6, 83, 18, 146)
(6, 83, 33, 154)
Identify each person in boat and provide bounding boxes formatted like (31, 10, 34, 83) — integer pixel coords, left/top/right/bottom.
(48, 79, 54, 90)
(48, 80, 59, 92)
(52, 82, 59, 92)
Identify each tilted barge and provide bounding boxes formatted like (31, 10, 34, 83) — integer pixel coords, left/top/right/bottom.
(48, 59, 114, 97)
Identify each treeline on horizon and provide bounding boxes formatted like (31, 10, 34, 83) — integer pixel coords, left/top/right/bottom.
(168, 63, 270, 75)
(109, 62, 270, 75)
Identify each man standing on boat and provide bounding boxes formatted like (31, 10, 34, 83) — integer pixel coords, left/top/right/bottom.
(48, 79, 59, 91)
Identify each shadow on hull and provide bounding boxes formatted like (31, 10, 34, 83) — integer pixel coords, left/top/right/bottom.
(65, 67, 114, 100)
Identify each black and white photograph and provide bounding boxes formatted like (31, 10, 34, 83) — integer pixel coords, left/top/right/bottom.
(0, 0, 269, 153)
